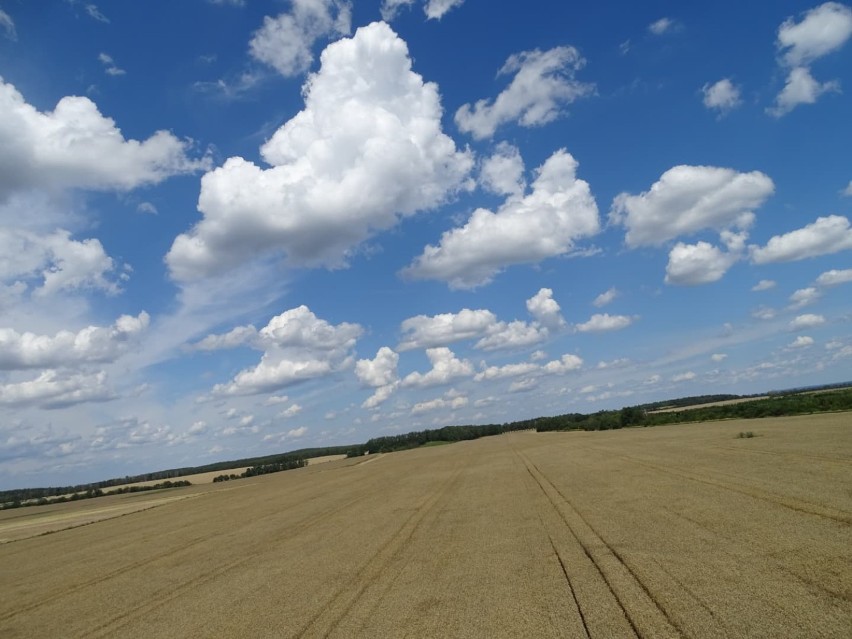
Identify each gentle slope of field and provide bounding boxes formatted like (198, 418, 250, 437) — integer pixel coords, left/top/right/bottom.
(0, 414, 849, 638)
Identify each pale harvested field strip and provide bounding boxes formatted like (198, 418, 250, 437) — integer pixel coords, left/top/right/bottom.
(0, 414, 850, 638)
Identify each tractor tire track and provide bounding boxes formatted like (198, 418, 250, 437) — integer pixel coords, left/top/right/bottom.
(294, 464, 465, 638)
(516, 449, 686, 639)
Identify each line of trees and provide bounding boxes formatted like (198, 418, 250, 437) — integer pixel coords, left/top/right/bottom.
(0, 480, 192, 511)
(212, 458, 307, 483)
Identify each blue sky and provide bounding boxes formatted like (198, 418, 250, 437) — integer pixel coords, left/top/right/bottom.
(0, 0, 851, 488)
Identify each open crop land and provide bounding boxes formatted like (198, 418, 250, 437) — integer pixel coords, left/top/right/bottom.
(1, 414, 850, 638)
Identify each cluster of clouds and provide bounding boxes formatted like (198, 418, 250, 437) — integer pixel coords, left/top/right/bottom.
(701, 3, 852, 117)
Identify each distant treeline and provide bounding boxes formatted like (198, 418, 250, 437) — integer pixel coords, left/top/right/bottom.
(536, 387, 852, 432)
(212, 458, 307, 482)
(349, 423, 518, 455)
(0, 480, 192, 510)
(0, 445, 353, 504)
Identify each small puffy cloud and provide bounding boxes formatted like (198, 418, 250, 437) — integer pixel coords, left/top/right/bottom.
(401, 347, 473, 388)
(750, 215, 852, 263)
(789, 287, 820, 309)
(287, 426, 308, 438)
(530, 350, 547, 361)
(474, 362, 539, 382)
(1, 9, 17, 40)
(648, 17, 677, 35)
(454, 47, 594, 140)
(398, 309, 497, 351)
(593, 287, 618, 307)
(752, 279, 776, 291)
(0, 228, 119, 296)
(752, 306, 777, 321)
(526, 288, 565, 329)
(789, 313, 825, 330)
(542, 353, 583, 374)
(815, 268, 852, 286)
(168, 22, 472, 280)
(279, 404, 303, 418)
(702, 78, 741, 114)
(479, 143, 525, 197)
(0, 78, 207, 200)
(189, 420, 208, 435)
(768, 66, 840, 117)
(98, 53, 126, 76)
(789, 335, 815, 348)
(776, 2, 852, 67)
(212, 306, 361, 396)
(249, 0, 351, 77)
(711, 353, 728, 362)
(0, 370, 114, 409)
(672, 371, 696, 382)
(665, 240, 739, 285)
(474, 321, 548, 351)
(509, 378, 537, 392)
(0, 312, 149, 370)
(403, 149, 599, 288)
(380, 0, 415, 20)
(575, 313, 635, 333)
(611, 165, 773, 247)
(355, 346, 399, 387)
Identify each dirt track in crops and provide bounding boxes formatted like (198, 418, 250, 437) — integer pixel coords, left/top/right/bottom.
(1, 413, 850, 638)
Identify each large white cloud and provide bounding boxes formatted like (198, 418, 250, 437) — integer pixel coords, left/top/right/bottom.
(403, 149, 599, 288)
(249, 0, 352, 77)
(168, 22, 473, 281)
(474, 321, 548, 351)
(610, 165, 774, 247)
(401, 347, 473, 388)
(0, 78, 207, 200)
(777, 2, 852, 67)
(750, 215, 852, 263)
(211, 305, 361, 396)
(789, 314, 825, 330)
(398, 309, 498, 351)
(0, 312, 149, 370)
(0, 370, 114, 409)
(0, 228, 118, 296)
(455, 47, 594, 140)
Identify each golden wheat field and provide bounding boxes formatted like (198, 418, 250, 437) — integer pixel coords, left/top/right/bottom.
(1, 413, 850, 638)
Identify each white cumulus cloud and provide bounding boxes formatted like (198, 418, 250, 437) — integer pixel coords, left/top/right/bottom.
(168, 22, 472, 281)
(665, 240, 739, 285)
(702, 78, 741, 114)
(789, 287, 820, 309)
(750, 215, 852, 263)
(479, 142, 526, 197)
(211, 306, 361, 396)
(249, 0, 352, 77)
(403, 149, 599, 288)
(592, 287, 618, 307)
(0, 370, 114, 409)
(789, 313, 825, 330)
(768, 66, 840, 117)
(525, 288, 565, 329)
(454, 47, 594, 140)
(752, 279, 776, 291)
(815, 268, 852, 287)
(398, 309, 497, 351)
(789, 335, 814, 348)
(777, 2, 852, 67)
(575, 313, 635, 333)
(0, 312, 149, 370)
(611, 165, 773, 247)
(0, 78, 208, 200)
(401, 347, 473, 388)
